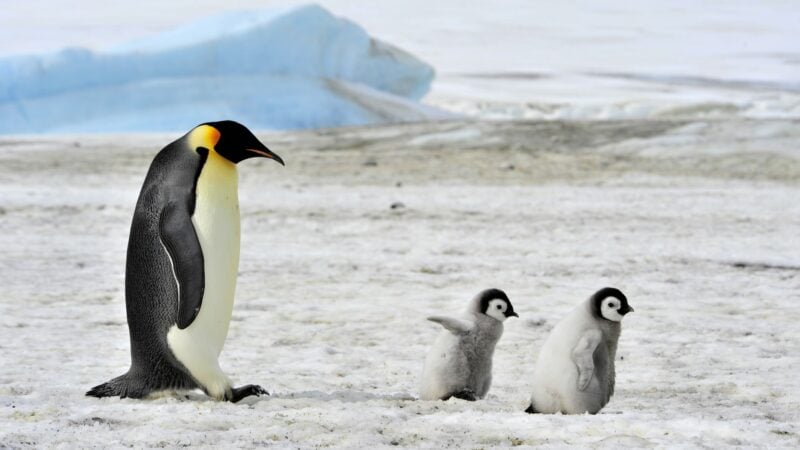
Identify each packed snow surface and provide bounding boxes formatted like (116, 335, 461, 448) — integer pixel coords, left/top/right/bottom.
(1, 119, 798, 447)
(0, 4, 438, 134)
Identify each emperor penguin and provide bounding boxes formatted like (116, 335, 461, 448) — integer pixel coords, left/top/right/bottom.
(87, 121, 284, 403)
(420, 289, 518, 401)
(525, 287, 633, 414)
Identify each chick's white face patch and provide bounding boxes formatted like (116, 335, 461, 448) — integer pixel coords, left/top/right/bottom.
(485, 298, 509, 322)
(600, 297, 624, 322)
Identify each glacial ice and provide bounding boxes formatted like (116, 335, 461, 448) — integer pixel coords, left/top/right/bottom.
(0, 4, 440, 134)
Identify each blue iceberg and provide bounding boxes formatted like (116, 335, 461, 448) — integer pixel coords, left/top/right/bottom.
(0, 4, 439, 134)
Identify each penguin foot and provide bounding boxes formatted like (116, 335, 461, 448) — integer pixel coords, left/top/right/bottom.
(524, 404, 539, 414)
(230, 384, 269, 403)
(450, 389, 478, 402)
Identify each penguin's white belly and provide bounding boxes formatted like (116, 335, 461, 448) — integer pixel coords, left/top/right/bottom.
(167, 151, 239, 396)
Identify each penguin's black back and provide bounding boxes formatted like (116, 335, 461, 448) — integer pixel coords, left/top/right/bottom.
(88, 134, 205, 398)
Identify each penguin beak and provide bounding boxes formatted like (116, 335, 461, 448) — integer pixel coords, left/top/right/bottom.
(621, 305, 634, 315)
(247, 146, 285, 166)
(507, 311, 519, 318)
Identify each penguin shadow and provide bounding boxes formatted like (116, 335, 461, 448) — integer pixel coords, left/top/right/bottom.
(270, 390, 416, 403)
(144, 390, 270, 405)
(130, 389, 416, 406)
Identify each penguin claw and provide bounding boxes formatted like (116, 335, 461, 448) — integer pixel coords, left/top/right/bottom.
(230, 384, 269, 403)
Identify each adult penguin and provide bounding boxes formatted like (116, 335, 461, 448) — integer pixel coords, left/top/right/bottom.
(88, 121, 284, 402)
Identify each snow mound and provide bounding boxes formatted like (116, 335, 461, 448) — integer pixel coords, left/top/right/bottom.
(0, 4, 440, 134)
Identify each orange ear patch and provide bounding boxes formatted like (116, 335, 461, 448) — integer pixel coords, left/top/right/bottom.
(188, 124, 221, 151)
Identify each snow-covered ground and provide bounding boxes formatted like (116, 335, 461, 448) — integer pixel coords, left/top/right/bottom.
(1, 119, 798, 447)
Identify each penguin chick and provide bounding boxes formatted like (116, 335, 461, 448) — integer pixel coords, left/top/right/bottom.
(87, 121, 283, 403)
(525, 287, 633, 414)
(420, 288, 518, 401)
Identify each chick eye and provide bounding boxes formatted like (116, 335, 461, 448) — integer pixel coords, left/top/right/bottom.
(607, 302, 614, 308)
(496, 304, 502, 309)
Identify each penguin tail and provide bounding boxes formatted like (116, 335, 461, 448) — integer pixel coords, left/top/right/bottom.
(86, 374, 136, 399)
(524, 404, 539, 414)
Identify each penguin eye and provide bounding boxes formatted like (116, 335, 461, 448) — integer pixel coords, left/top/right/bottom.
(496, 304, 502, 309)
(607, 302, 614, 308)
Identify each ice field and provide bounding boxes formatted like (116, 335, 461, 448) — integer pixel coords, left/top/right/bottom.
(1, 119, 798, 447)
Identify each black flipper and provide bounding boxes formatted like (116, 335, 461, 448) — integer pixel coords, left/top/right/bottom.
(230, 385, 269, 403)
(159, 202, 205, 329)
(524, 404, 539, 414)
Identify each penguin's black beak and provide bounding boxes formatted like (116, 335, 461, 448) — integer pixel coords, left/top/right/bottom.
(506, 311, 519, 318)
(620, 304, 634, 315)
(247, 145, 285, 166)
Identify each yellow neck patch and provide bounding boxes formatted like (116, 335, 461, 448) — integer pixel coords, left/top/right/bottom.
(188, 124, 221, 151)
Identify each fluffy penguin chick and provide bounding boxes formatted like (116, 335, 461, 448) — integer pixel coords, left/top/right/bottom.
(420, 289, 518, 401)
(526, 287, 633, 414)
